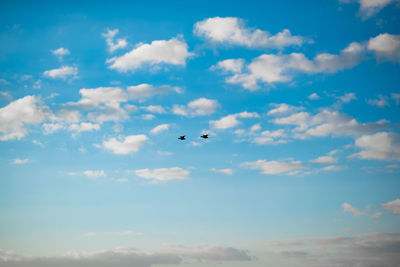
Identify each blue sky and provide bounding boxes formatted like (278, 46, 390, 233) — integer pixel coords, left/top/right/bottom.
(1, 0, 400, 266)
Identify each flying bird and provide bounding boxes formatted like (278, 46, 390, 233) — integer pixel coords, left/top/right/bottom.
(200, 134, 208, 139)
(178, 135, 186, 140)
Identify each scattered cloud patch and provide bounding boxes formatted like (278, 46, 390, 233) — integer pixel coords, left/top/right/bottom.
(194, 17, 306, 48)
(382, 198, 400, 215)
(102, 28, 128, 53)
(368, 33, 400, 62)
(12, 158, 31, 164)
(150, 124, 169, 134)
(210, 168, 234, 175)
(51, 47, 70, 61)
(127, 84, 181, 100)
(0, 96, 51, 140)
(107, 36, 192, 72)
(367, 94, 389, 107)
(103, 135, 148, 154)
(340, 0, 399, 19)
(43, 66, 78, 80)
(308, 93, 320, 100)
(242, 159, 307, 175)
(342, 202, 382, 218)
(83, 170, 106, 179)
(352, 132, 400, 161)
(135, 167, 189, 183)
(210, 111, 259, 129)
(173, 98, 219, 117)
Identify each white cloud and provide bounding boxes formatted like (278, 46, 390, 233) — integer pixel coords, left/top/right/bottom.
(12, 158, 31, 164)
(173, 98, 219, 117)
(142, 114, 155, 120)
(337, 92, 357, 104)
(135, 167, 189, 182)
(252, 129, 287, 145)
(107, 36, 192, 72)
(127, 84, 181, 100)
(210, 111, 259, 129)
(210, 59, 245, 73)
(273, 108, 384, 139)
(308, 93, 320, 100)
(367, 94, 389, 107)
(68, 122, 100, 133)
(242, 159, 307, 175)
(150, 124, 169, 134)
(43, 66, 78, 79)
(77, 87, 128, 123)
(0, 96, 51, 140)
(218, 41, 364, 90)
(340, 0, 399, 19)
(83, 170, 106, 179)
(142, 105, 166, 114)
(368, 33, 400, 62)
(42, 123, 65, 135)
(342, 203, 382, 218)
(352, 132, 400, 161)
(102, 28, 128, 53)
(103, 135, 148, 155)
(311, 155, 338, 164)
(51, 47, 70, 61)
(194, 17, 306, 48)
(267, 103, 302, 116)
(210, 168, 234, 175)
(382, 198, 400, 214)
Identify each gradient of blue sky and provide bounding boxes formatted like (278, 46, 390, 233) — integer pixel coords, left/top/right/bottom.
(1, 0, 400, 266)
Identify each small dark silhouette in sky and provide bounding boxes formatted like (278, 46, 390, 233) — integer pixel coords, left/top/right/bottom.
(200, 134, 208, 139)
(178, 135, 186, 140)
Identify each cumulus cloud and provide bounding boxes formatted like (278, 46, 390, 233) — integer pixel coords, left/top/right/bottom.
(340, 0, 399, 19)
(352, 132, 400, 161)
(107, 36, 192, 72)
(135, 167, 189, 183)
(0, 96, 51, 140)
(210, 59, 245, 73)
(194, 17, 306, 48)
(150, 124, 169, 134)
(210, 168, 234, 175)
(102, 28, 128, 53)
(210, 111, 259, 129)
(367, 33, 400, 63)
(382, 198, 400, 215)
(218, 41, 364, 89)
(252, 129, 287, 145)
(173, 98, 219, 117)
(342, 203, 382, 218)
(103, 135, 148, 155)
(311, 153, 338, 164)
(43, 66, 78, 80)
(273, 108, 384, 139)
(242, 159, 307, 175)
(127, 84, 181, 100)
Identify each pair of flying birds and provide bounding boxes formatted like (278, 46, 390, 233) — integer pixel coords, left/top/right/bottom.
(179, 134, 208, 140)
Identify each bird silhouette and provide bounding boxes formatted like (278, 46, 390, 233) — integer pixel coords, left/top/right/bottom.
(178, 135, 186, 140)
(200, 134, 208, 139)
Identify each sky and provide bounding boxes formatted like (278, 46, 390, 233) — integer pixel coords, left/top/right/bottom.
(0, 0, 400, 266)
